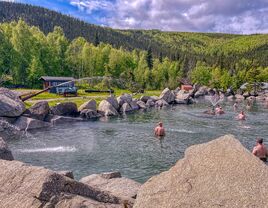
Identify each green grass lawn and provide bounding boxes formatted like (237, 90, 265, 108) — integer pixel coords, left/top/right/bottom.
(17, 88, 162, 108)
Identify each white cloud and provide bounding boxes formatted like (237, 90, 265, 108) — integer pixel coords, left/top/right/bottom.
(69, 0, 268, 34)
(0, 0, 16, 2)
(70, 0, 114, 14)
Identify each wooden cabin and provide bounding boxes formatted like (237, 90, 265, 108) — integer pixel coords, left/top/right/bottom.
(179, 78, 193, 91)
(40, 76, 75, 93)
(181, 85, 193, 91)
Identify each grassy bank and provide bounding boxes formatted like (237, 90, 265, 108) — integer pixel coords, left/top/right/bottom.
(15, 89, 162, 108)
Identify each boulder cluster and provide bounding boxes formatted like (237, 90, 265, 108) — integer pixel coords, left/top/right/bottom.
(1, 86, 268, 140)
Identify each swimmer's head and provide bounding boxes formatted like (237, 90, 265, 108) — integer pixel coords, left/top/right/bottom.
(158, 122, 163, 127)
(257, 138, 263, 144)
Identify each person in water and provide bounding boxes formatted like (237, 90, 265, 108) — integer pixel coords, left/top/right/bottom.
(233, 101, 238, 111)
(154, 122, 165, 137)
(252, 138, 268, 162)
(236, 110, 246, 120)
(246, 100, 252, 110)
(215, 105, 224, 115)
(203, 106, 216, 115)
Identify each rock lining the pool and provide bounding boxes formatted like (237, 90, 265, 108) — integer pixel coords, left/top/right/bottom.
(0, 87, 267, 135)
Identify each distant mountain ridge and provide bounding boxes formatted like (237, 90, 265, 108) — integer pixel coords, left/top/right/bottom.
(0, 1, 171, 57)
(0, 1, 267, 67)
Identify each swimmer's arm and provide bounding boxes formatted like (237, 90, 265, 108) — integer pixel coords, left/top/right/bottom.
(252, 147, 258, 156)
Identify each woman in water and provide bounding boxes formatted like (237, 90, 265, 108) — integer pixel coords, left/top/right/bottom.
(236, 111, 246, 120)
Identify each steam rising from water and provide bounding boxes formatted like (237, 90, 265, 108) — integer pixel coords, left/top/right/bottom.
(17, 146, 77, 153)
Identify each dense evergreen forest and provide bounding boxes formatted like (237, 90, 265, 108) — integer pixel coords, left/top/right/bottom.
(0, 2, 267, 90)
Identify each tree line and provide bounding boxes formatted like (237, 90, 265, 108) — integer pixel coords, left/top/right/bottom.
(0, 20, 267, 91)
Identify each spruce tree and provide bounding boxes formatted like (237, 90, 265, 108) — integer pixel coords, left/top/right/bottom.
(94, 32, 100, 46)
(146, 46, 153, 70)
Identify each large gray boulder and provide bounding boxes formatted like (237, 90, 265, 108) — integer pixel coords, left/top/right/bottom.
(146, 99, 155, 107)
(0, 160, 124, 208)
(98, 100, 119, 116)
(0, 88, 25, 117)
(136, 101, 147, 109)
(80, 109, 101, 120)
(159, 88, 175, 104)
(129, 101, 140, 111)
(0, 137, 14, 160)
(155, 99, 169, 108)
(0, 120, 22, 140)
(134, 135, 268, 208)
(175, 90, 191, 104)
(26, 101, 50, 121)
(78, 99, 97, 112)
(117, 94, 132, 106)
(140, 96, 150, 103)
(107, 95, 119, 111)
(120, 103, 132, 113)
(14, 116, 52, 131)
(150, 96, 159, 102)
(80, 171, 141, 207)
(50, 102, 78, 116)
(194, 86, 209, 98)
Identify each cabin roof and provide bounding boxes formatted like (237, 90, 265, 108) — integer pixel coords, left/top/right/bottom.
(40, 76, 75, 81)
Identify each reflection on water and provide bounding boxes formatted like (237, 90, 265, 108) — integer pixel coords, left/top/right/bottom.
(8, 100, 268, 183)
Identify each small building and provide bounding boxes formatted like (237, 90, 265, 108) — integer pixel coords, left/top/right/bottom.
(40, 76, 75, 94)
(181, 85, 193, 91)
(179, 78, 193, 91)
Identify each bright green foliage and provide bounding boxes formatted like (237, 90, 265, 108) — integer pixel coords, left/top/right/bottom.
(190, 62, 212, 86)
(28, 56, 45, 88)
(0, 19, 267, 90)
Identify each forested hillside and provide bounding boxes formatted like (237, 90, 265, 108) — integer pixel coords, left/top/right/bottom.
(0, 1, 172, 58)
(0, 2, 267, 91)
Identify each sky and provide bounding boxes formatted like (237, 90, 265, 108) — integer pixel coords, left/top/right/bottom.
(2, 0, 268, 34)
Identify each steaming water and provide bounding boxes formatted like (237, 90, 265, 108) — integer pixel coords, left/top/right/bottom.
(9, 99, 268, 183)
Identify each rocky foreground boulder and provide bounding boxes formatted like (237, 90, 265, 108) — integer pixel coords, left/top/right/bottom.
(159, 88, 175, 104)
(51, 102, 78, 116)
(98, 100, 119, 116)
(0, 160, 128, 208)
(0, 120, 22, 140)
(0, 88, 25, 117)
(117, 94, 132, 107)
(14, 116, 52, 131)
(25, 101, 50, 121)
(134, 135, 268, 208)
(107, 95, 120, 111)
(80, 171, 141, 206)
(78, 99, 97, 112)
(0, 137, 14, 160)
(175, 90, 191, 104)
(80, 109, 101, 120)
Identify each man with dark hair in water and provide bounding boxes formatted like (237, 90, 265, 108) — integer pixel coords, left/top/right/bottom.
(154, 122, 165, 137)
(252, 138, 268, 162)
